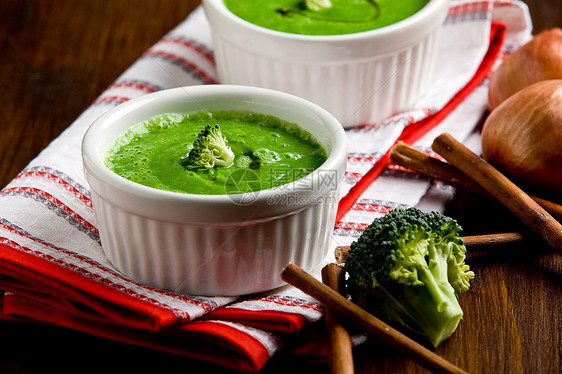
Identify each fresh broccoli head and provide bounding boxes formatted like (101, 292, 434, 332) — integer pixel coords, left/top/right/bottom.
(180, 124, 234, 169)
(345, 207, 475, 347)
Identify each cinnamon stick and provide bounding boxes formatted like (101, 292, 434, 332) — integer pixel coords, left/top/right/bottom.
(280, 263, 469, 374)
(432, 133, 562, 254)
(390, 141, 562, 222)
(321, 263, 355, 374)
(335, 245, 350, 265)
(334, 231, 526, 264)
(533, 196, 562, 222)
(462, 232, 527, 248)
(391, 141, 482, 193)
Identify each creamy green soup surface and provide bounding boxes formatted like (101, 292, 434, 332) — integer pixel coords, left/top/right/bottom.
(223, 0, 430, 36)
(105, 110, 328, 195)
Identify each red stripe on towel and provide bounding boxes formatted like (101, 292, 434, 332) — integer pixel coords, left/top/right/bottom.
(14, 170, 93, 209)
(335, 21, 506, 223)
(160, 37, 215, 63)
(144, 50, 218, 84)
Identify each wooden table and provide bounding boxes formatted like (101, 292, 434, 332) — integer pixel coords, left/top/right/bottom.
(1, 1, 561, 373)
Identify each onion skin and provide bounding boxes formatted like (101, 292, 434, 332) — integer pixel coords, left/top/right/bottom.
(488, 28, 562, 110)
(482, 79, 562, 197)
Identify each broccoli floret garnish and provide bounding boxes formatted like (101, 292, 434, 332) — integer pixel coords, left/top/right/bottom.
(305, 0, 332, 12)
(345, 207, 475, 347)
(180, 124, 234, 169)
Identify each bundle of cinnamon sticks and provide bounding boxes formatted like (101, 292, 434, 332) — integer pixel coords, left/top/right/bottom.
(390, 137, 562, 224)
(281, 133, 562, 374)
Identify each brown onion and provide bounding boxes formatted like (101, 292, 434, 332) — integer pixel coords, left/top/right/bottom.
(482, 79, 562, 197)
(488, 28, 562, 110)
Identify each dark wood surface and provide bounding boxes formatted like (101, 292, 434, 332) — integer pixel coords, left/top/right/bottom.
(1, 1, 561, 373)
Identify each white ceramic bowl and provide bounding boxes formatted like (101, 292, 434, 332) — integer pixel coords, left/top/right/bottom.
(203, 0, 448, 128)
(82, 85, 347, 296)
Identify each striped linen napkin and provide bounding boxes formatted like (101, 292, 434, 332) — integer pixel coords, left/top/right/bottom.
(0, 1, 531, 372)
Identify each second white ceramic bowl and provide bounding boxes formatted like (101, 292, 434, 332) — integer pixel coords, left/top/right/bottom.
(203, 0, 449, 128)
(82, 85, 347, 296)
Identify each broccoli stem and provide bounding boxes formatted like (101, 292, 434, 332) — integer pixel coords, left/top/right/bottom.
(406, 246, 464, 347)
(406, 280, 463, 348)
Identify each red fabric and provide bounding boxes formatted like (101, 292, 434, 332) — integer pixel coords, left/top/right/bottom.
(0, 242, 291, 371)
(336, 21, 506, 223)
(0, 243, 178, 330)
(3, 292, 270, 372)
(203, 308, 308, 333)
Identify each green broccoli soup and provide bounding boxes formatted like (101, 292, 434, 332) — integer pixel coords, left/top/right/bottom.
(105, 110, 328, 195)
(223, 0, 430, 36)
